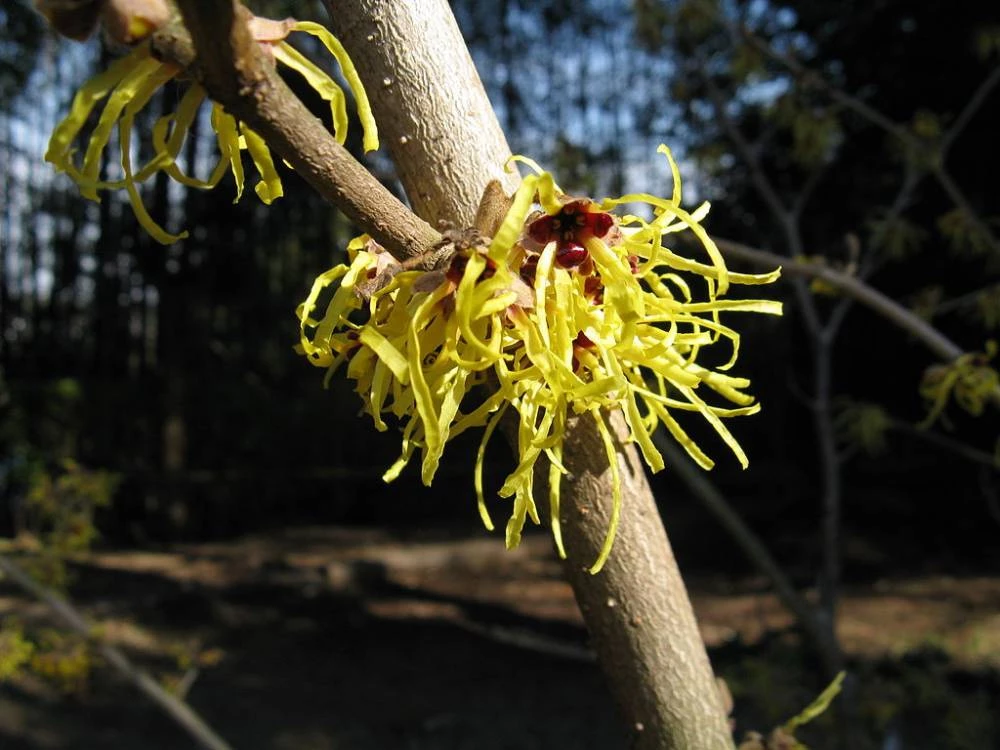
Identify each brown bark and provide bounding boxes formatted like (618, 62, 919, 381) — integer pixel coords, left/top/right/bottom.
(323, 0, 520, 228)
(558, 412, 734, 748)
(155, 3, 441, 263)
(325, 1, 733, 747)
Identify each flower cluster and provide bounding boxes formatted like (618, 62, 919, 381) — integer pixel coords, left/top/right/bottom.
(45, 13, 377, 243)
(919, 341, 999, 427)
(298, 147, 782, 572)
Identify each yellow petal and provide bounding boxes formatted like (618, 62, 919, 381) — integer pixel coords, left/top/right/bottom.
(292, 21, 379, 153)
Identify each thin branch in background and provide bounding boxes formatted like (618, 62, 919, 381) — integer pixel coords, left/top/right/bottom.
(977, 469, 1000, 530)
(697, 43, 847, 640)
(939, 64, 1000, 157)
(730, 17, 1000, 256)
(888, 418, 1000, 472)
(715, 237, 967, 363)
(0, 555, 233, 750)
(697, 55, 792, 228)
(860, 164, 922, 279)
(653, 434, 844, 677)
(733, 21, 912, 144)
(934, 282, 1000, 316)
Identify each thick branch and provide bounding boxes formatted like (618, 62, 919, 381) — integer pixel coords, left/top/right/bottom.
(324, 0, 520, 226)
(557, 413, 734, 749)
(0, 555, 232, 750)
(154, 2, 440, 262)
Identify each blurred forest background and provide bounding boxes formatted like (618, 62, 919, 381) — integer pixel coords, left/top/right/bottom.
(2, 0, 1000, 748)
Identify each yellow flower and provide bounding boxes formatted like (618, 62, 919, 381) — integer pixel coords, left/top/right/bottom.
(298, 147, 782, 572)
(45, 16, 377, 244)
(919, 341, 999, 427)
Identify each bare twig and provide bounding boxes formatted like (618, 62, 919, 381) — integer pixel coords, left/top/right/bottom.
(940, 64, 1000, 157)
(731, 19, 1000, 255)
(715, 237, 966, 363)
(734, 22, 914, 146)
(696, 51, 845, 676)
(934, 283, 1000, 316)
(0, 555, 232, 750)
(888, 419, 1000, 470)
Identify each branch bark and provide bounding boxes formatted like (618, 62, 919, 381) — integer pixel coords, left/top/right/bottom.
(154, 2, 441, 263)
(325, 1, 732, 747)
(322, 0, 520, 225)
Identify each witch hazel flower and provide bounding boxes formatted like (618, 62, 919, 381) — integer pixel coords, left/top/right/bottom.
(298, 146, 782, 573)
(43, 7, 377, 243)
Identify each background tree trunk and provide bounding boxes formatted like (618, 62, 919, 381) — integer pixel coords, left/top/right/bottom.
(327, 2, 733, 746)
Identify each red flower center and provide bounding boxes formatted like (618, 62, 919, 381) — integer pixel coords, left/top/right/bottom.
(527, 200, 615, 269)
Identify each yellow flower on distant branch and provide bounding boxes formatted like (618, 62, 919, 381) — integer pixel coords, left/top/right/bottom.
(45, 14, 377, 244)
(919, 341, 1000, 427)
(298, 147, 783, 572)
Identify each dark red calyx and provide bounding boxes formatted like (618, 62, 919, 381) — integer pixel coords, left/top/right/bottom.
(583, 276, 604, 304)
(445, 254, 468, 285)
(445, 252, 496, 285)
(519, 253, 540, 284)
(586, 211, 614, 238)
(556, 242, 588, 268)
(571, 331, 597, 372)
(526, 200, 616, 247)
(527, 214, 556, 244)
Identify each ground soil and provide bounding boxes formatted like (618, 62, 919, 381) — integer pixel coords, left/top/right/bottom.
(2, 526, 999, 749)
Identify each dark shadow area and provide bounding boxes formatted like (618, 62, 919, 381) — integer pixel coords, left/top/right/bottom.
(2, 527, 999, 749)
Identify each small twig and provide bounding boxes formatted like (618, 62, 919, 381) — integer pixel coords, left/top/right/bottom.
(931, 166, 1000, 254)
(698, 57, 790, 223)
(173, 667, 201, 701)
(861, 163, 922, 279)
(934, 283, 1000, 316)
(733, 21, 914, 146)
(940, 64, 1000, 157)
(452, 618, 595, 663)
(978, 469, 1000, 530)
(0, 555, 233, 750)
(731, 19, 1000, 256)
(888, 419, 1000, 471)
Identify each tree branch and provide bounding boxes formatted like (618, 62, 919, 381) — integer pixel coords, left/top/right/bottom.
(152, 2, 441, 263)
(940, 64, 1000, 157)
(322, 0, 520, 227)
(0, 555, 232, 750)
(715, 237, 966, 363)
(731, 19, 1000, 256)
(326, 1, 733, 746)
